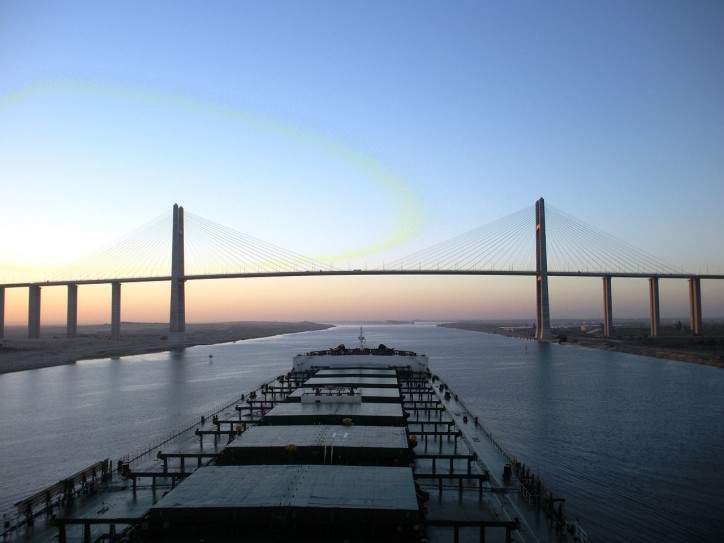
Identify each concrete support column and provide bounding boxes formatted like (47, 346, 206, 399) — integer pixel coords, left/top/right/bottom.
(648, 277, 660, 337)
(688, 277, 702, 336)
(111, 282, 121, 340)
(28, 285, 41, 339)
(602, 276, 613, 338)
(67, 284, 78, 339)
(169, 203, 187, 342)
(535, 198, 551, 340)
(0, 286, 5, 340)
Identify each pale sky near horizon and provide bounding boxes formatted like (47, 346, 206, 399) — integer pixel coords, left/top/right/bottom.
(1, 1, 723, 324)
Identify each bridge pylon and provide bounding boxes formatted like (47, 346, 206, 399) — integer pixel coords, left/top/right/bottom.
(535, 198, 552, 340)
(169, 204, 187, 342)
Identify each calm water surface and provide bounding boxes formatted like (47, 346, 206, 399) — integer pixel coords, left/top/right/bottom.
(1, 324, 722, 542)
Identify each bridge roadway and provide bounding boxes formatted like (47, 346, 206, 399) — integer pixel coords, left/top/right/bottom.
(3, 268, 724, 289)
(1, 269, 721, 341)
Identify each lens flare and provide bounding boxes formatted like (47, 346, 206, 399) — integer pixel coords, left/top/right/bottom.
(1, 79, 426, 263)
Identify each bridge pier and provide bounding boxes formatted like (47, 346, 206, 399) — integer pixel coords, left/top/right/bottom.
(688, 277, 702, 336)
(0, 286, 5, 340)
(602, 276, 613, 338)
(67, 284, 78, 339)
(111, 282, 121, 340)
(28, 285, 41, 339)
(648, 278, 660, 337)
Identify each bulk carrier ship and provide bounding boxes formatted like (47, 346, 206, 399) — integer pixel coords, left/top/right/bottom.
(2, 329, 589, 542)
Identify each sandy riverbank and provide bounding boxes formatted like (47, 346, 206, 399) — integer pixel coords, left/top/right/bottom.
(440, 322, 724, 368)
(0, 321, 333, 374)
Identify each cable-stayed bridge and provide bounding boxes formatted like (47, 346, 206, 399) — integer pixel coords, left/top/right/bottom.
(1, 198, 720, 341)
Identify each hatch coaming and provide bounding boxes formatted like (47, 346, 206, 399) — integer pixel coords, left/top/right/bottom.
(293, 352, 429, 373)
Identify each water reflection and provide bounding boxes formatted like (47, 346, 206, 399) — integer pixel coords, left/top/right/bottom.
(0, 324, 722, 542)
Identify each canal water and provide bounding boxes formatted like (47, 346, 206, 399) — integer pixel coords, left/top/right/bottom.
(0, 324, 722, 542)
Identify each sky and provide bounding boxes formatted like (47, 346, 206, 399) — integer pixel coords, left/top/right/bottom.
(1, 1, 723, 326)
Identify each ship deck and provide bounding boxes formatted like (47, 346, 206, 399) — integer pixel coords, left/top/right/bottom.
(3, 354, 585, 543)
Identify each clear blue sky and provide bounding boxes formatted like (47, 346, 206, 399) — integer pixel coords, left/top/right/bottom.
(1, 1, 723, 320)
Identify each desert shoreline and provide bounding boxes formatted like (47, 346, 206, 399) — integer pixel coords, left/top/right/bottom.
(4, 320, 722, 375)
(0, 321, 334, 375)
(440, 322, 724, 369)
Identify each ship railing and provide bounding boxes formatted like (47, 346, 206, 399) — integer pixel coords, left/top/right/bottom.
(2, 376, 282, 539)
(435, 377, 591, 542)
(14, 459, 111, 516)
(437, 380, 518, 465)
(118, 375, 281, 465)
(2, 459, 111, 539)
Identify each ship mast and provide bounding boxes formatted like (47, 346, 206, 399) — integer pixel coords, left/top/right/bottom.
(358, 326, 366, 350)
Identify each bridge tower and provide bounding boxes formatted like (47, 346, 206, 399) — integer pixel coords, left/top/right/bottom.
(535, 198, 552, 340)
(169, 204, 187, 342)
